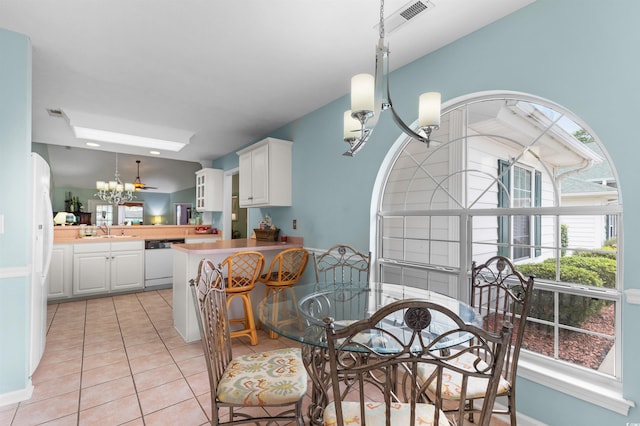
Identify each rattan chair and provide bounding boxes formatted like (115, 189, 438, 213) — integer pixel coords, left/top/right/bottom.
(313, 244, 370, 284)
(220, 251, 264, 345)
(323, 298, 513, 426)
(260, 247, 309, 338)
(190, 258, 308, 426)
(417, 255, 535, 425)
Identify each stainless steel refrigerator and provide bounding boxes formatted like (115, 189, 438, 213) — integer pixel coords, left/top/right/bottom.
(30, 153, 53, 375)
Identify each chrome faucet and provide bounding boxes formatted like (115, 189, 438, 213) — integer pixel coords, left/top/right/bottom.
(98, 225, 110, 236)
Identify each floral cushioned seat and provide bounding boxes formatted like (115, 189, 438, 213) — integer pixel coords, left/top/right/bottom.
(217, 347, 308, 405)
(416, 350, 511, 399)
(323, 401, 450, 426)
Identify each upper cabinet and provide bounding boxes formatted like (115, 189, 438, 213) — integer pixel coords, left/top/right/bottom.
(195, 168, 224, 212)
(237, 138, 292, 208)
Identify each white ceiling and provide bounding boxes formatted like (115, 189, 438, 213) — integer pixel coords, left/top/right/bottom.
(1, 0, 534, 193)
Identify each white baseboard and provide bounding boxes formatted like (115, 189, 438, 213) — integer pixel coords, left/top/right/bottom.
(0, 381, 33, 408)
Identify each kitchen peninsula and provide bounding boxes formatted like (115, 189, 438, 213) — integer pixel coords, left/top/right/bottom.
(172, 237, 303, 343)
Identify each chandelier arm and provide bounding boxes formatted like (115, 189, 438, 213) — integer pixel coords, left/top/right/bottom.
(386, 79, 435, 146)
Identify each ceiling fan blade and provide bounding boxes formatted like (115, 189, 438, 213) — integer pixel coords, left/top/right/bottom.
(134, 159, 159, 191)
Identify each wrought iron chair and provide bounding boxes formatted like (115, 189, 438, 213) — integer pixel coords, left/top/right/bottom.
(220, 251, 264, 345)
(323, 298, 513, 426)
(417, 255, 535, 425)
(313, 244, 370, 284)
(260, 247, 310, 338)
(190, 258, 308, 426)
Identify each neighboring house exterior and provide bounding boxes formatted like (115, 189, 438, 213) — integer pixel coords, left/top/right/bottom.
(560, 142, 619, 251)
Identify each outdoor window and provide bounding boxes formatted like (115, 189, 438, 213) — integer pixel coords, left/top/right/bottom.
(375, 92, 623, 410)
(95, 204, 113, 226)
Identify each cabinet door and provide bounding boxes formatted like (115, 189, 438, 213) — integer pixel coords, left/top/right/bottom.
(73, 252, 110, 295)
(238, 151, 254, 206)
(48, 245, 72, 300)
(111, 250, 144, 291)
(249, 143, 269, 205)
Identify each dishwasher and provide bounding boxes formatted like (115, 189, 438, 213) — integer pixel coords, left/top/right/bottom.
(144, 238, 185, 289)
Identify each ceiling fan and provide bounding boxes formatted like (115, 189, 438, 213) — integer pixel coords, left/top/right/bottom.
(133, 160, 158, 190)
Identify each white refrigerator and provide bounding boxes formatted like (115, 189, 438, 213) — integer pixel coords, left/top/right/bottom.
(30, 153, 54, 375)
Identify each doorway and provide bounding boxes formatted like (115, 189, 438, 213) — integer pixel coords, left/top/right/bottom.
(231, 174, 248, 238)
(174, 203, 193, 225)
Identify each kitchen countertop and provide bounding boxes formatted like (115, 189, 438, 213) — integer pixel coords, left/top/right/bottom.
(172, 237, 303, 254)
(54, 225, 222, 244)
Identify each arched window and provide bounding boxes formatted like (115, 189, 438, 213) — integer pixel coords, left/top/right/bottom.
(374, 91, 623, 407)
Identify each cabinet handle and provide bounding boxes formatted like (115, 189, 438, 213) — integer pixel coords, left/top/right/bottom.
(248, 196, 253, 200)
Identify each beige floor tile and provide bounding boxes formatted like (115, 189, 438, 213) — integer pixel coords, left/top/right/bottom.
(185, 370, 210, 396)
(31, 357, 82, 385)
(176, 354, 207, 377)
(143, 398, 208, 426)
(133, 363, 183, 392)
(0, 406, 16, 425)
(128, 349, 174, 375)
(23, 372, 81, 405)
(78, 394, 141, 426)
(137, 378, 195, 415)
(82, 347, 128, 371)
(11, 391, 79, 426)
(82, 339, 125, 357)
(80, 375, 136, 411)
(168, 342, 204, 362)
(39, 413, 79, 426)
(81, 360, 131, 388)
(120, 418, 145, 426)
(125, 340, 168, 360)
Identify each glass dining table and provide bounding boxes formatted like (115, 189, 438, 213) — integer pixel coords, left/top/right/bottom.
(258, 281, 481, 425)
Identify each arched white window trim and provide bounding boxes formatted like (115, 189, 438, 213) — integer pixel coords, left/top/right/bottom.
(369, 90, 632, 415)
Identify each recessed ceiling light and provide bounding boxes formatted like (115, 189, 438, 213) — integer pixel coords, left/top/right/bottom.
(149, 150, 161, 155)
(86, 142, 100, 147)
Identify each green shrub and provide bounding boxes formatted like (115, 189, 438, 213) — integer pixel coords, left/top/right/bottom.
(561, 224, 568, 257)
(574, 248, 617, 261)
(517, 262, 604, 326)
(541, 256, 616, 288)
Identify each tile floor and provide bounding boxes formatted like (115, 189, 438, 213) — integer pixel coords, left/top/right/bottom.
(0, 289, 509, 425)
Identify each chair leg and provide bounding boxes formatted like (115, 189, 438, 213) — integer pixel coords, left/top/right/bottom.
(508, 392, 517, 426)
(226, 292, 259, 346)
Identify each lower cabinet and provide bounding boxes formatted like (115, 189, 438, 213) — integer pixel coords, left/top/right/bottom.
(73, 241, 144, 296)
(48, 244, 73, 300)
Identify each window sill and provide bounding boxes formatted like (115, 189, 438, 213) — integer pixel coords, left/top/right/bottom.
(518, 356, 635, 415)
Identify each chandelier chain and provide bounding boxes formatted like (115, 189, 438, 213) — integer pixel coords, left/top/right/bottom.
(379, 0, 385, 40)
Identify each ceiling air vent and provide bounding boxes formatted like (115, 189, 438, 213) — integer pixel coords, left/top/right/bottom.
(46, 108, 64, 118)
(375, 0, 435, 35)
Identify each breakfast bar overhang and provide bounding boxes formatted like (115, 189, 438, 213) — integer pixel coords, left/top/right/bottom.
(172, 238, 303, 342)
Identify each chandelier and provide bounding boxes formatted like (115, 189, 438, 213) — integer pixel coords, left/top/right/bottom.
(343, 0, 441, 156)
(95, 153, 135, 205)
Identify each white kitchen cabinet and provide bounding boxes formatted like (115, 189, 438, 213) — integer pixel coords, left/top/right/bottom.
(110, 244, 144, 292)
(237, 137, 292, 208)
(195, 168, 224, 212)
(48, 244, 73, 300)
(73, 240, 144, 296)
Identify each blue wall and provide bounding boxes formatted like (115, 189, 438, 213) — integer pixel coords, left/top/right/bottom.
(0, 28, 32, 396)
(211, 0, 640, 423)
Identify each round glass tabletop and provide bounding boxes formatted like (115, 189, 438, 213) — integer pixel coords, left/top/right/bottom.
(258, 281, 481, 352)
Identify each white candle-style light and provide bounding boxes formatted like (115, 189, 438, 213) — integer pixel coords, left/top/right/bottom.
(96, 181, 106, 190)
(351, 74, 375, 113)
(418, 92, 442, 128)
(109, 181, 117, 190)
(343, 110, 361, 139)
